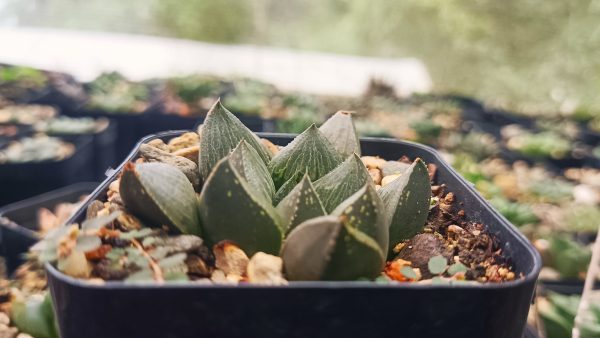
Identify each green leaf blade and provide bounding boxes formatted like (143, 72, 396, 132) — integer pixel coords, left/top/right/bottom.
(319, 110, 361, 157)
(276, 173, 326, 234)
(229, 140, 276, 203)
(199, 100, 271, 180)
(379, 159, 431, 257)
(314, 154, 370, 213)
(198, 158, 283, 255)
(269, 124, 343, 189)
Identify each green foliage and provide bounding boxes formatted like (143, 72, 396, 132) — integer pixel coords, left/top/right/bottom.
(548, 236, 592, 279)
(87, 72, 150, 113)
(490, 197, 539, 227)
(10, 293, 59, 338)
(565, 205, 600, 233)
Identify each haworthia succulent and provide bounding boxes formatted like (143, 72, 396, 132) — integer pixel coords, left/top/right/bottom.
(281, 213, 385, 281)
(276, 173, 326, 234)
(199, 100, 271, 180)
(313, 154, 370, 213)
(120, 163, 202, 235)
(198, 157, 283, 255)
(229, 140, 275, 203)
(272, 171, 304, 205)
(332, 184, 389, 255)
(319, 110, 361, 157)
(379, 159, 431, 256)
(268, 124, 343, 189)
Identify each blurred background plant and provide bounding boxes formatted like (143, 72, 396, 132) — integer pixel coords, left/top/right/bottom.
(2, 0, 600, 114)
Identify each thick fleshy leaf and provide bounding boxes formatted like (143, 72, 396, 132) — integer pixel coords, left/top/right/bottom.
(198, 157, 283, 255)
(199, 100, 271, 180)
(269, 124, 343, 189)
(319, 110, 361, 157)
(272, 171, 303, 205)
(281, 215, 385, 281)
(379, 158, 431, 256)
(120, 162, 202, 235)
(314, 154, 370, 213)
(229, 140, 275, 203)
(332, 184, 389, 254)
(276, 174, 326, 233)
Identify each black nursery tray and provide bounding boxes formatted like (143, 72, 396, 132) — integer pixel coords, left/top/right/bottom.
(46, 131, 541, 338)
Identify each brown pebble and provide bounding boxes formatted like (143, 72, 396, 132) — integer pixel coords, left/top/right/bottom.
(368, 168, 382, 185)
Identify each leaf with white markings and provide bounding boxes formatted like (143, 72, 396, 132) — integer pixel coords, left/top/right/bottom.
(314, 154, 370, 213)
(199, 157, 283, 255)
(269, 124, 343, 189)
(379, 158, 431, 257)
(229, 140, 275, 202)
(199, 100, 271, 180)
(319, 110, 361, 157)
(276, 173, 325, 234)
(120, 162, 202, 235)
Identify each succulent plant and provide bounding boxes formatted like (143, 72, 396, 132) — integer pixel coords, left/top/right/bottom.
(99, 100, 433, 281)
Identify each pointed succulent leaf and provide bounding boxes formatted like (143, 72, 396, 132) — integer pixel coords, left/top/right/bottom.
(379, 158, 431, 256)
(75, 235, 102, 253)
(319, 110, 361, 157)
(269, 124, 343, 189)
(332, 184, 389, 254)
(229, 140, 275, 202)
(281, 214, 385, 281)
(276, 174, 326, 234)
(198, 157, 283, 255)
(199, 100, 271, 180)
(273, 171, 304, 205)
(314, 154, 370, 213)
(120, 163, 202, 235)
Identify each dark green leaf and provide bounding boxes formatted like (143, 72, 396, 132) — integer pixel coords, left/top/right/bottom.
(331, 183, 389, 254)
(120, 162, 202, 235)
(229, 140, 275, 203)
(199, 157, 283, 255)
(276, 173, 326, 234)
(379, 159, 431, 256)
(314, 154, 370, 213)
(199, 100, 270, 180)
(272, 171, 304, 205)
(319, 110, 361, 157)
(281, 214, 385, 281)
(269, 124, 343, 189)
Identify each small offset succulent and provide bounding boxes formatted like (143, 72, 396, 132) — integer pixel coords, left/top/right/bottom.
(117, 100, 431, 281)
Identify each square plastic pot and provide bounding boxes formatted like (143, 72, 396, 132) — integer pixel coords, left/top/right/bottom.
(46, 131, 541, 338)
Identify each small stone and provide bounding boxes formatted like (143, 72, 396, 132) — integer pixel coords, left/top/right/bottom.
(261, 139, 280, 156)
(17, 334, 34, 338)
(139, 144, 200, 189)
(0, 313, 9, 325)
(361, 156, 387, 169)
(186, 255, 212, 277)
(0, 323, 17, 338)
(247, 252, 287, 285)
(173, 146, 199, 163)
(368, 168, 382, 185)
(381, 174, 402, 187)
(167, 132, 199, 152)
(375, 184, 382, 191)
(147, 139, 169, 152)
(213, 241, 249, 276)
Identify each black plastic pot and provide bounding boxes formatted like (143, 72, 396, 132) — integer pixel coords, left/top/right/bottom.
(47, 119, 118, 180)
(0, 135, 95, 206)
(46, 131, 541, 338)
(0, 182, 98, 274)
